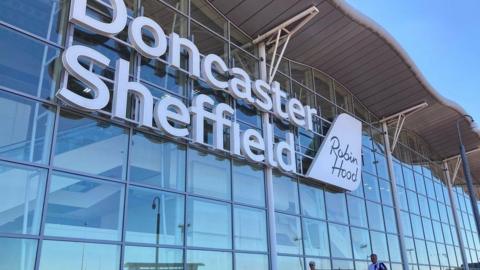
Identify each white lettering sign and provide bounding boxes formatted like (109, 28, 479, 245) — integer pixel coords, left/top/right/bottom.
(58, 0, 363, 190)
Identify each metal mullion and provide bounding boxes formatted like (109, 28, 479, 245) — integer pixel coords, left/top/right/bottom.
(230, 152, 236, 270)
(157, 0, 189, 18)
(0, 21, 64, 49)
(0, 157, 50, 171)
(124, 241, 184, 249)
(139, 79, 188, 100)
(128, 182, 187, 196)
(0, 86, 60, 108)
(120, 126, 134, 270)
(0, 233, 40, 240)
(50, 166, 127, 184)
(40, 235, 122, 245)
(295, 176, 307, 265)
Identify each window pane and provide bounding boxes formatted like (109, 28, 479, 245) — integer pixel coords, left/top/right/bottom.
(305, 258, 331, 270)
(275, 213, 302, 255)
(0, 237, 37, 270)
(190, 0, 227, 38)
(126, 186, 184, 245)
(0, 0, 66, 43)
(54, 111, 129, 180)
(383, 206, 398, 234)
(303, 218, 329, 257)
(39, 240, 120, 270)
(347, 195, 368, 228)
(367, 201, 385, 231)
(233, 161, 265, 207)
(236, 253, 268, 270)
(329, 223, 352, 259)
(187, 149, 231, 200)
(388, 234, 402, 263)
(370, 232, 389, 262)
(325, 190, 348, 224)
(273, 173, 299, 214)
(45, 172, 124, 241)
(351, 227, 371, 260)
(234, 206, 267, 252)
(0, 27, 61, 99)
(0, 91, 55, 164)
(187, 250, 232, 270)
(0, 161, 46, 235)
(278, 255, 303, 270)
(130, 132, 186, 191)
(124, 246, 183, 270)
(187, 197, 231, 249)
(300, 183, 325, 219)
(363, 173, 381, 203)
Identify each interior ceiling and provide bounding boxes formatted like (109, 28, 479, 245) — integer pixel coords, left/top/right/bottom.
(209, 0, 480, 185)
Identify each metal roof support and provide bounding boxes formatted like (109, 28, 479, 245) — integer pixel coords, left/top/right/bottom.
(252, 6, 319, 83)
(379, 102, 428, 152)
(443, 161, 470, 270)
(451, 157, 462, 185)
(443, 147, 480, 163)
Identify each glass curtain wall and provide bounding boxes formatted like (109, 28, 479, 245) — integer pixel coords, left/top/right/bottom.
(0, 0, 478, 270)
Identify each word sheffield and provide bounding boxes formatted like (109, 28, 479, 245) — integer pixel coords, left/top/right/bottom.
(59, 0, 319, 173)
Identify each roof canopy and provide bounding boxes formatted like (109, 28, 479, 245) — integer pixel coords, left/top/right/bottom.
(210, 0, 480, 184)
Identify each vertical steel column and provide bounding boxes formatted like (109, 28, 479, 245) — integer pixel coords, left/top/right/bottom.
(443, 161, 470, 270)
(381, 122, 410, 270)
(258, 42, 278, 270)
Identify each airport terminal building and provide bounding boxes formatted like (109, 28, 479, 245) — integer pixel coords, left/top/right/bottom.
(1, 0, 480, 270)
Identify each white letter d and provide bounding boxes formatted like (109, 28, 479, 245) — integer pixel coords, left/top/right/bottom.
(70, 0, 127, 36)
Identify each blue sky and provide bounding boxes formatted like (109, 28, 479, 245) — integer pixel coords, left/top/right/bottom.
(345, 0, 480, 123)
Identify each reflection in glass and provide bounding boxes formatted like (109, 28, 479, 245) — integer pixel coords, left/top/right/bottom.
(347, 195, 368, 228)
(325, 190, 348, 224)
(233, 161, 265, 207)
(0, 237, 37, 270)
(38, 240, 120, 270)
(126, 187, 184, 245)
(276, 213, 302, 255)
(300, 183, 325, 219)
(187, 250, 232, 270)
(273, 173, 299, 214)
(388, 234, 402, 263)
(188, 149, 231, 200)
(187, 197, 231, 249)
(124, 246, 183, 270)
(351, 227, 371, 260)
(371, 232, 389, 262)
(0, 161, 47, 235)
(130, 132, 186, 191)
(329, 223, 352, 259)
(234, 206, 267, 252)
(54, 111, 129, 180)
(0, 27, 61, 100)
(45, 172, 124, 241)
(367, 201, 385, 231)
(0, 92, 55, 164)
(303, 218, 329, 257)
(278, 255, 303, 270)
(236, 253, 268, 270)
(383, 206, 398, 234)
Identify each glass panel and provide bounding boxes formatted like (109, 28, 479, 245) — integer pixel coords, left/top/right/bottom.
(410, 214, 424, 239)
(305, 258, 331, 270)
(230, 25, 255, 55)
(187, 250, 232, 270)
(0, 27, 61, 99)
(142, 0, 188, 35)
(300, 182, 325, 219)
(325, 190, 348, 224)
(54, 111, 129, 180)
(124, 246, 183, 270)
(187, 149, 231, 200)
(370, 231, 389, 262)
(0, 237, 37, 270)
(334, 83, 353, 112)
(367, 201, 385, 231)
(235, 253, 268, 270)
(140, 60, 189, 97)
(290, 62, 313, 88)
(388, 234, 402, 263)
(331, 259, 353, 270)
(0, 161, 47, 235)
(190, 0, 227, 38)
(130, 131, 186, 191)
(363, 173, 381, 203)
(231, 45, 259, 78)
(275, 213, 302, 255)
(191, 22, 228, 61)
(278, 255, 304, 270)
(347, 195, 368, 228)
(379, 179, 393, 206)
(351, 227, 371, 260)
(187, 197, 231, 249)
(0, 92, 55, 164)
(39, 240, 120, 270)
(273, 173, 299, 214)
(45, 172, 124, 241)
(126, 186, 184, 245)
(234, 206, 267, 252)
(303, 218, 329, 257)
(329, 223, 352, 259)
(233, 161, 265, 207)
(414, 239, 428, 265)
(383, 206, 397, 234)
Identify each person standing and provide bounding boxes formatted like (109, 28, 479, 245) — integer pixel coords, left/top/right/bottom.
(368, 254, 388, 270)
(308, 261, 316, 270)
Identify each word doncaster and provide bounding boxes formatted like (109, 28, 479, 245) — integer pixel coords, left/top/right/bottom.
(59, 0, 320, 173)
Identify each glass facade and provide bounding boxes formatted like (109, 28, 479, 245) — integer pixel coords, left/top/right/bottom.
(0, 0, 478, 270)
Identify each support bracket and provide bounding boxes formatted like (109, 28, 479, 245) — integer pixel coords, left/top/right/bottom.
(253, 6, 318, 83)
